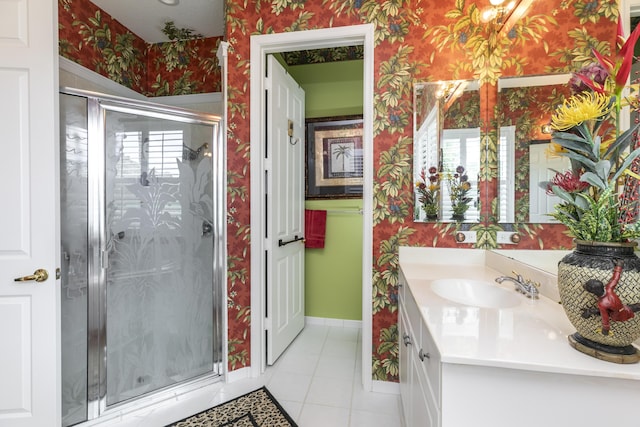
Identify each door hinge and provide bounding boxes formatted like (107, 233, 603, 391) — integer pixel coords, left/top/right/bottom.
(264, 317, 272, 331)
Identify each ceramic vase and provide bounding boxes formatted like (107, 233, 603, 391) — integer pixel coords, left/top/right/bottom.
(557, 240, 640, 363)
(451, 213, 465, 222)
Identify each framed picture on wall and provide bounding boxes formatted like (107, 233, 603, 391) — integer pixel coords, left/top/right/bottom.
(306, 116, 364, 199)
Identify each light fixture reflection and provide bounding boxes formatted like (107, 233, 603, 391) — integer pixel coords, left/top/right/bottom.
(480, 0, 516, 24)
(159, 0, 179, 5)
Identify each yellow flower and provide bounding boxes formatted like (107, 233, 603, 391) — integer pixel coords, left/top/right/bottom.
(551, 92, 612, 131)
(545, 141, 566, 157)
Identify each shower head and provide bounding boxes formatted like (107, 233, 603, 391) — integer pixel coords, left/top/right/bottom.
(183, 142, 210, 161)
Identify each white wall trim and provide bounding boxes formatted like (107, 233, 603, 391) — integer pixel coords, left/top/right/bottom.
(249, 24, 375, 392)
(225, 366, 251, 383)
(497, 73, 571, 90)
(371, 380, 400, 395)
(624, 0, 638, 29)
(305, 317, 363, 328)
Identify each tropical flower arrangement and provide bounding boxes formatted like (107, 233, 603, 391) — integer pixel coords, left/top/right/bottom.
(416, 166, 440, 219)
(446, 165, 472, 219)
(546, 18, 640, 243)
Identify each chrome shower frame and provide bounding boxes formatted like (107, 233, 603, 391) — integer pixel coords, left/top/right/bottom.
(60, 87, 226, 422)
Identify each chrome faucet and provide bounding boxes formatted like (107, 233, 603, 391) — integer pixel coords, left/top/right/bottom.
(495, 272, 540, 299)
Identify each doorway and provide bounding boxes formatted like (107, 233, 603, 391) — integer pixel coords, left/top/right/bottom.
(249, 24, 375, 390)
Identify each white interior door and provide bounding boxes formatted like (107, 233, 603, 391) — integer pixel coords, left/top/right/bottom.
(0, 0, 60, 426)
(265, 55, 305, 364)
(529, 143, 568, 223)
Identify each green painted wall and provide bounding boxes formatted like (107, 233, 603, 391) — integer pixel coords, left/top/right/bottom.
(288, 60, 364, 118)
(287, 57, 364, 321)
(304, 199, 363, 320)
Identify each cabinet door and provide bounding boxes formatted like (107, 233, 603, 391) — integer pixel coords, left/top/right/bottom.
(412, 350, 436, 427)
(419, 320, 442, 408)
(399, 305, 413, 425)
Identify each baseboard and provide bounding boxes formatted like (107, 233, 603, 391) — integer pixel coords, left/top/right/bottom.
(305, 316, 362, 328)
(226, 366, 251, 383)
(372, 380, 400, 395)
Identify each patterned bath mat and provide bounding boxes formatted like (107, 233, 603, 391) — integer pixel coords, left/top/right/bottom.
(166, 387, 297, 427)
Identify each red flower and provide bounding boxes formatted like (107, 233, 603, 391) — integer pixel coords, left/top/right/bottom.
(546, 171, 589, 195)
(578, 15, 640, 98)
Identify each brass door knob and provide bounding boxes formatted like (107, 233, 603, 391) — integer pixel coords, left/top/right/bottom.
(14, 269, 49, 283)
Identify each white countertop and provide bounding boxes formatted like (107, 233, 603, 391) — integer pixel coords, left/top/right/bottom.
(399, 247, 640, 381)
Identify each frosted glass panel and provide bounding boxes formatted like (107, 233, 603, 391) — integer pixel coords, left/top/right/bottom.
(104, 110, 215, 406)
(60, 93, 89, 427)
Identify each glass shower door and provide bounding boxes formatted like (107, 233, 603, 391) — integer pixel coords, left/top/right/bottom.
(60, 93, 89, 427)
(102, 107, 218, 406)
(61, 89, 223, 425)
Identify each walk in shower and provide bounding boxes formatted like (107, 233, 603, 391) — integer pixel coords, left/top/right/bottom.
(60, 89, 225, 426)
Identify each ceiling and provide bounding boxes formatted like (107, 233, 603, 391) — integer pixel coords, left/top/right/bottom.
(89, 0, 225, 43)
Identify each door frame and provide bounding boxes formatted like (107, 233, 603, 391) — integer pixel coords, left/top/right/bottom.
(249, 24, 375, 391)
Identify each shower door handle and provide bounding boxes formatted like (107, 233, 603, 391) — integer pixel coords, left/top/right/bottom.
(14, 268, 49, 283)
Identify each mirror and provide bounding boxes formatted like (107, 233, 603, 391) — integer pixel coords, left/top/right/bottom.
(413, 80, 481, 223)
(496, 74, 571, 224)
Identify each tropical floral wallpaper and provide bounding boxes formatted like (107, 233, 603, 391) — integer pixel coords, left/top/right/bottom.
(281, 45, 364, 65)
(58, 0, 222, 96)
(57, 0, 623, 381)
(224, 0, 619, 381)
(444, 91, 481, 130)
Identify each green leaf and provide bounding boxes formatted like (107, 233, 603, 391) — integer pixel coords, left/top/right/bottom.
(579, 171, 607, 190)
(592, 135, 601, 159)
(551, 133, 596, 161)
(612, 146, 640, 183)
(603, 122, 640, 159)
(550, 186, 576, 204)
(560, 150, 598, 171)
(594, 160, 612, 181)
(573, 192, 596, 210)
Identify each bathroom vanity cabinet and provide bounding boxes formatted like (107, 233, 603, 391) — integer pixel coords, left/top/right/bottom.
(398, 247, 640, 427)
(398, 271, 440, 427)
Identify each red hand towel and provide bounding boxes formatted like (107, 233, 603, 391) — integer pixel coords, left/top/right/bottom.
(305, 209, 327, 249)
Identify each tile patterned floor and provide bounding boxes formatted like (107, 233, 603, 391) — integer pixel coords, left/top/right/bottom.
(264, 324, 402, 427)
(100, 323, 402, 427)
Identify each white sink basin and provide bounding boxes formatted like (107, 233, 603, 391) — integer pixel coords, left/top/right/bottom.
(430, 278, 521, 309)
